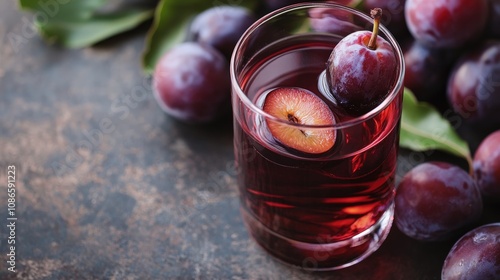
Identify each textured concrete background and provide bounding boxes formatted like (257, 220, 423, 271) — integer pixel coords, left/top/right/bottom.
(0, 1, 497, 279)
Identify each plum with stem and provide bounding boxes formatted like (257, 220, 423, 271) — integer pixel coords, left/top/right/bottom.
(326, 8, 397, 115)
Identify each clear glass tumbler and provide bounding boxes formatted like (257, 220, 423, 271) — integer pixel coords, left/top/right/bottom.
(230, 3, 404, 270)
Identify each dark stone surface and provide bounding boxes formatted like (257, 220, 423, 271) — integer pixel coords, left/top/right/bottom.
(0, 1, 498, 279)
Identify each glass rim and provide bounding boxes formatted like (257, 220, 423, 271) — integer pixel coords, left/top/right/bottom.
(229, 2, 405, 130)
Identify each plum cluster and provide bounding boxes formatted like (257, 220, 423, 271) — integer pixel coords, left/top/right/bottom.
(400, 0, 500, 131)
(394, 118, 500, 277)
(386, 0, 500, 239)
(377, 0, 500, 276)
(395, 127, 500, 240)
(395, 129, 500, 278)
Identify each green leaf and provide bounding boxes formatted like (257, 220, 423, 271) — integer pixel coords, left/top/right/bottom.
(142, 0, 260, 74)
(18, 0, 154, 48)
(38, 9, 154, 48)
(19, 0, 108, 20)
(400, 88, 472, 168)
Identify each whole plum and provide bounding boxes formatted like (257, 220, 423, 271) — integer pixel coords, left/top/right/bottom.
(442, 223, 500, 280)
(405, 0, 489, 48)
(326, 9, 398, 115)
(473, 130, 500, 202)
(188, 6, 255, 58)
(152, 42, 230, 123)
(395, 162, 483, 241)
(403, 39, 455, 103)
(447, 41, 500, 130)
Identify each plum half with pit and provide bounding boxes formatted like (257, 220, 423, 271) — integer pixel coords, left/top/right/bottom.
(262, 87, 337, 154)
(442, 223, 500, 280)
(326, 8, 397, 115)
(395, 162, 483, 241)
(152, 42, 230, 123)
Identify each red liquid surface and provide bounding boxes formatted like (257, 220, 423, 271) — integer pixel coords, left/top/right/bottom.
(233, 35, 402, 268)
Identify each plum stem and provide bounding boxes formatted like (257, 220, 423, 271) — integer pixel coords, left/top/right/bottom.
(368, 8, 382, 50)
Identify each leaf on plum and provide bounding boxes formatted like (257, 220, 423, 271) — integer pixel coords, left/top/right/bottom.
(400, 88, 472, 166)
(18, 0, 154, 48)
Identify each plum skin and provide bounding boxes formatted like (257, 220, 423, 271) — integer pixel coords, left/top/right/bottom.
(473, 130, 500, 201)
(442, 223, 500, 280)
(152, 42, 230, 123)
(394, 162, 483, 241)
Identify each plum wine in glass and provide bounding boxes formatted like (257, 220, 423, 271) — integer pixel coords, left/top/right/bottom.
(230, 3, 404, 270)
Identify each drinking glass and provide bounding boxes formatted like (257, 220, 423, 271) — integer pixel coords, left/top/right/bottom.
(230, 3, 404, 270)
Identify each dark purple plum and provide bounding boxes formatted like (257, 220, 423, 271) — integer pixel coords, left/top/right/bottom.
(447, 41, 500, 130)
(152, 42, 230, 123)
(326, 9, 397, 115)
(403, 39, 455, 103)
(395, 162, 483, 241)
(442, 223, 500, 280)
(405, 0, 489, 48)
(473, 130, 500, 202)
(188, 6, 255, 58)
